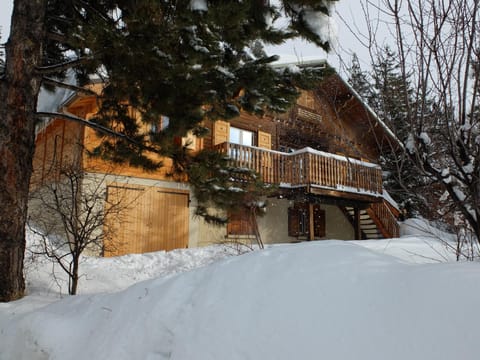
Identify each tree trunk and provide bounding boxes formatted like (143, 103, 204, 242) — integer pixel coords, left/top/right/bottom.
(0, 0, 46, 301)
(71, 256, 79, 295)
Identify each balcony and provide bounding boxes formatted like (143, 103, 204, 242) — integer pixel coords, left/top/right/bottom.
(215, 142, 383, 202)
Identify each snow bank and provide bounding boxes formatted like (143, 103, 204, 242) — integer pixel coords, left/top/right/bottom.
(2, 241, 480, 360)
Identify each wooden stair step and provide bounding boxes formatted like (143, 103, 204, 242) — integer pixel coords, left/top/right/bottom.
(360, 224, 377, 229)
(362, 228, 380, 234)
(342, 206, 385, 240)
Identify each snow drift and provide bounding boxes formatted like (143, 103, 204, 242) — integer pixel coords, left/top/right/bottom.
(2, 240, 480, 360)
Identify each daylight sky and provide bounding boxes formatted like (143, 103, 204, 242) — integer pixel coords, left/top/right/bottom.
(0, 1, 379, 73)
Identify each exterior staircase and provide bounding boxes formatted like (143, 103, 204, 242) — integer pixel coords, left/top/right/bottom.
(344, 207, 382, 239)
(343, 200, 400, 239)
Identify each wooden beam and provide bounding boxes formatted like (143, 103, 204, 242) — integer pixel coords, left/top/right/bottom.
(353, 207, 361, 240)
(308, 186, 382, 203)
(309, 203, 315, 241)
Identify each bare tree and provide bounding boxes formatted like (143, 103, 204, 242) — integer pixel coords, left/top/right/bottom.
(28, 165, 130, 295)
(351, 0, 480, 242)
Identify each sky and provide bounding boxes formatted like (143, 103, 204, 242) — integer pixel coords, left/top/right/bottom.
(0, 1, 376, 73)
(0, 0, 12, 39)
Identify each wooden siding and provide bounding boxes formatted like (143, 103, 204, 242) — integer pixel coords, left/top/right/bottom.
(277, 87, 382, 161)
(31, 119, 84, 189)
(104, 184, 189, 256)
(81, 124, 175, 180)
(216, 142, 383, 197)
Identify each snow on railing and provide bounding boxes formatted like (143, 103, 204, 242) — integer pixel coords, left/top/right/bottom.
(215, 142, 383, 196)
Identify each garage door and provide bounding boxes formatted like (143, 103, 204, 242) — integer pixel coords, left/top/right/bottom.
(104, 184, 189, 256)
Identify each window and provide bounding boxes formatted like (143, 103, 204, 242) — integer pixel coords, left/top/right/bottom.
(151, 115, 170, 133)
(182, 131, 197, 150)
(227, 209, 255, 236)
(230, 127, 254, 146)
(288, 203, 325, 238)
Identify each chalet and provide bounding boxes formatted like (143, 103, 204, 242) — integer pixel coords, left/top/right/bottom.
(30, 61, 400, 256)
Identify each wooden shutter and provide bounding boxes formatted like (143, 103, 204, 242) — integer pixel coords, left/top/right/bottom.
(289, 204, 308, 237)
(313, 205, 326, 238)
(288, 203, 325, 238)
(214, 120, 230, 145)
(227, 209, 255, 235)
(298, 91, 315, 109)
(288, 207, 301, 237)
(258, 130, 271, 149)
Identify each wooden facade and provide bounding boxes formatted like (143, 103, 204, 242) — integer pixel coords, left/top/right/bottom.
(30, 69, 401, 256)
(103, 184, 189, 256)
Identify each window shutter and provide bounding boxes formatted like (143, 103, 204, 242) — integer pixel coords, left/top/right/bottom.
(288, 207, 300, 237)
(313, 205, 326, 237)
(214, 120, 230, 145)
(227, 209, 254, 235)
(298, 91, 315, 109)
(257, 130, 271, 149)
(289, 203, 324, 238)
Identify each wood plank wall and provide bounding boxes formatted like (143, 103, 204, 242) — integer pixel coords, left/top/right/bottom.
(31, 119, 84, 189)
(103, 184, 189, 256)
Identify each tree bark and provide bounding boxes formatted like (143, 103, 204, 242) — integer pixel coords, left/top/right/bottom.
(0, 0, 47, 301)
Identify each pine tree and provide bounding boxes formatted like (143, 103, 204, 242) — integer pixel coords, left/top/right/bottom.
(347, 49, 435, 217)
(347, 54, 373, 103)
(0, 0, 338, 301)
(354, 0, 480, 243)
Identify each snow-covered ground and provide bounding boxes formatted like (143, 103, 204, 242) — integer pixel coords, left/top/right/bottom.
(1, 218, 479, 360)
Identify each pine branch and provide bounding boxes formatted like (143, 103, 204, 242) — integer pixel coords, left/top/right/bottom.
(41, 77, 98, 96)
(75, 0, 112, 23)
(46, 31, 67, 43)
(35, 57, 92, 75)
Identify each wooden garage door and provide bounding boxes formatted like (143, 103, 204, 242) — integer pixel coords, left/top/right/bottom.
(104, 184, 189, 256)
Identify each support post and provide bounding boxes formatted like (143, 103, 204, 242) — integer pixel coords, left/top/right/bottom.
(353, 207, 361, 240)
(309, 203, 315, 241)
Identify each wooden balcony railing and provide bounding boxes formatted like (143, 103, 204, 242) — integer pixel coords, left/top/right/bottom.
(215, 142, 383, 197)
(369, 201, 400, 238)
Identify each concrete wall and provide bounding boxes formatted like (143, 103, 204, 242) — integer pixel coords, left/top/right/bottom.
(257, 199, 354, 244)
(190, 197, 356, 247)
(324, 204, 355, 240)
